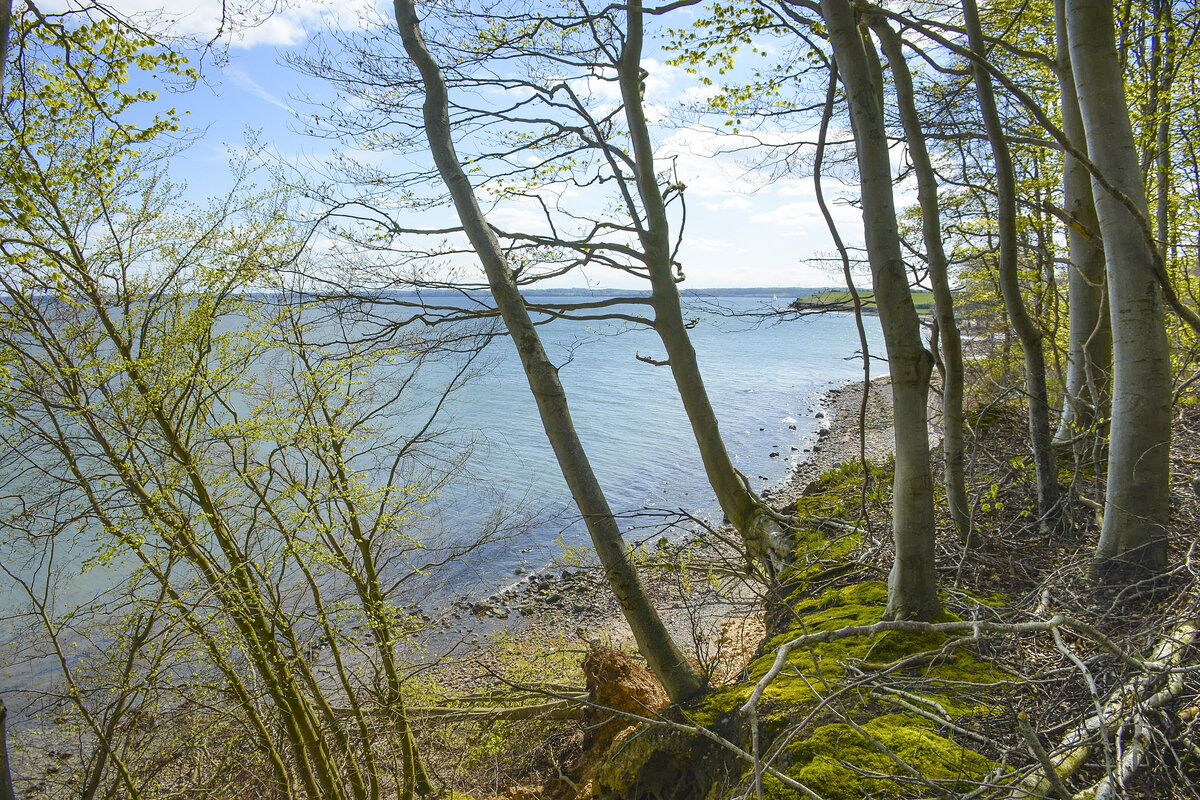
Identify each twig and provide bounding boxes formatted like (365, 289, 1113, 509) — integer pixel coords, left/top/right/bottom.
(739, 613, 1148, 718)
(869, 689, 992, 746)
(1017, 712, 1073, 800)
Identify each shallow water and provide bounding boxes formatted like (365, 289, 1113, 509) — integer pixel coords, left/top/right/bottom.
(0, 291, 887, 697)
(416, 293, 887, 595)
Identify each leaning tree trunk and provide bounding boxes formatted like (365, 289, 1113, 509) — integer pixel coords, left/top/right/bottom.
(616, 0, 781, 576)
(964, 0, 1061, 531)
(0, 699, 14, 800)
(872, 18, 973, 547)
(1053, 0, 1111, 461)
(393, 0, 702, 701)
(1067, 0, 1171, 580)
(820, 0, 940, 621)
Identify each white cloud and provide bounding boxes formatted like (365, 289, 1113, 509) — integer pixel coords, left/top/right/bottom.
(680, 236, 732, 253)
(49, 0, 384, 48)
(750, 200, 856, 228)
(680, 84, 720, 106)
(776, 182, 816, 197)
(224, 64, 295, 112)
(700, 196, 752, 211)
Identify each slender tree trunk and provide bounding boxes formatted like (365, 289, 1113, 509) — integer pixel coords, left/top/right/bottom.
(814, 67, 874, 486)
(1053, 0, 1111, 460)
(872, 18, 973, 547)
(0, 699, 14, 800)
(0, 0, 11, 99)
(963, 0, 1061, 530)
(820, 0, 940, 621)
(616, 0, 781, 576)
(393, 0, 702, 700)
(1153, 0, 1173, 259)
(1067, 0, 1171, 580)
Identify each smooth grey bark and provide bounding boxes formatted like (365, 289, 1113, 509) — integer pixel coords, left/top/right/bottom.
(872, 18, 973, 547)
(393, 0, 702, 700)
(814, 68, 874, 478)
(0, 699, 13, 800)
(1053, 0, 1111, 458)
(617, 0, 781, 576)
(0, 0, 11, 99)
(820, 0, 940, 621)
(963, 0, 1061, 530)
(1067, 0, 1171, 579)
(1151, 0, 1173, 257)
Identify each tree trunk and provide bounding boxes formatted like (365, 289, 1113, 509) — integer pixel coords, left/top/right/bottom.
(820, 0, 940, 621)
(1152, 0, 1173, 259)
(0, 699, 14, 800)
(963, 0, 1061, 531)
(616, 0, 781, 576)
(393, 0, 702, 700)
(872, 18, 973, 547)
(1067, 0, 1171, 580)
(1053, 0, 1111, 461)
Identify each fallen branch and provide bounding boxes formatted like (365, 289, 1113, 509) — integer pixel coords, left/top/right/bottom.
(1017, 712, 1073, 800)
(407, 698, 586, 722)
(1007, 619, 1197, 800)
(870, 689, 992, 746)
(335, 692, 589, 722)
(740, 614, 1147, 719)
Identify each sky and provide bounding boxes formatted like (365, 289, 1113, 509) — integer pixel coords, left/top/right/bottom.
(48, 0, 883, 290)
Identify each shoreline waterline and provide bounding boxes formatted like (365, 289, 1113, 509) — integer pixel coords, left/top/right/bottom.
(422, 376, 897, 692)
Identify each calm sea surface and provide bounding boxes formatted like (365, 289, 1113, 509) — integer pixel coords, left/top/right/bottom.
(417, 293, 887, 594)
(0, 293, 886, 695)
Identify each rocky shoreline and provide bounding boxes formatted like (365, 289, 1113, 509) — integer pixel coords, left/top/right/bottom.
(431, 376, 896, 690)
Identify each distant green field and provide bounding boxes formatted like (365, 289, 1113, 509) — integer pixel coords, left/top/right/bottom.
(792, 289, 936, 314)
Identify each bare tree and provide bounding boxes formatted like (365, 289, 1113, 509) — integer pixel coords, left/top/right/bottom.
(294, 0, 786, 577)
(391, 0, 703, 702)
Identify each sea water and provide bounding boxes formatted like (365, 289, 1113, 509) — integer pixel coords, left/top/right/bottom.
(0, 291, 887, 693)
(411, 292, 887, 594)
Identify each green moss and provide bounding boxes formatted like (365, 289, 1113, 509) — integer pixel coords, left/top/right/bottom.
(597, 455, 1015, 800)
(686, 683, 753, 729)
(789, 460, 893, 525)
(760, 714, 993, 800)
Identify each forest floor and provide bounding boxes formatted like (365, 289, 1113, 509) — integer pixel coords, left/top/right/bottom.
(418, 370, 1200, 800)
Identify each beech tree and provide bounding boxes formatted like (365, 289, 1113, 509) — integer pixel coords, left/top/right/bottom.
(817, 0, 940, 621)
(870, 16, 972, 545)
(963, 0, 1061, 530)
(391, 0, 703, 701)
(1067, 0, 1172, 578)
(1052, 0, 1110, 459)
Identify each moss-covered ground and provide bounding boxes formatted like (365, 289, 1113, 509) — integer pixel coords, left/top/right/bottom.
(596, 458, 1015, 800)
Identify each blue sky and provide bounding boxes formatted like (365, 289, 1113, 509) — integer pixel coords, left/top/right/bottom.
(54, 0, 883, 289)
